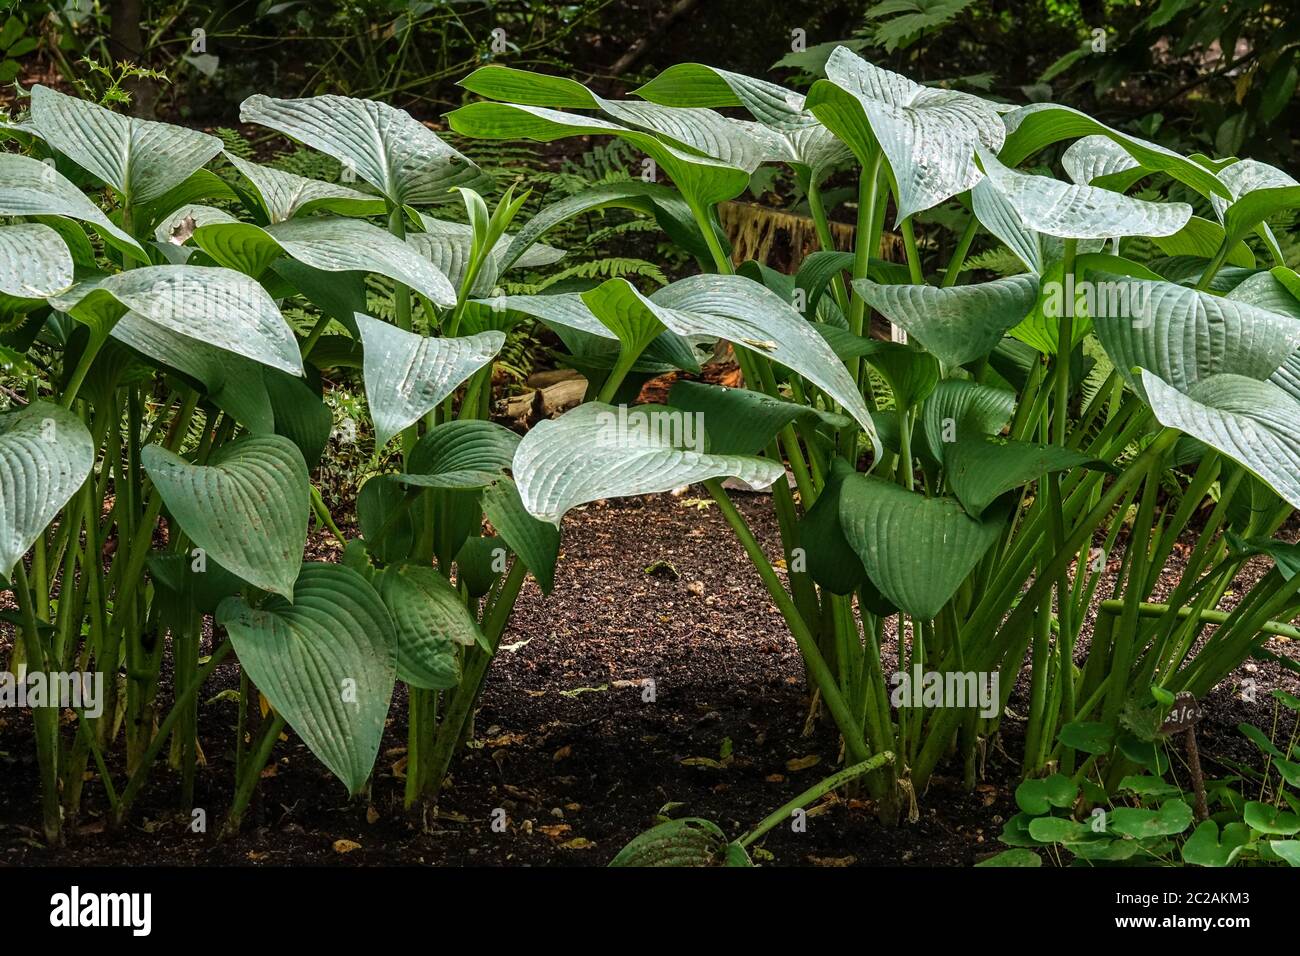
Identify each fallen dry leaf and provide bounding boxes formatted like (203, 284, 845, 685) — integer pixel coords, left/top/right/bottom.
(786, 755, 822, 772)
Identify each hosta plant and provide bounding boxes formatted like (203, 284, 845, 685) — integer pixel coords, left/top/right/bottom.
(453, 49, 1300, 822)
(0, 83, 587, 843)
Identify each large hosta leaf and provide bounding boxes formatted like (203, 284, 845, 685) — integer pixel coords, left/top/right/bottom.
(0, 402, 93, 579)
(944, 435, 1105, 517)
(461, 65, 782, 174)
(839, 474, 1005, 619)
(217, 562, 396, 795)
(376, 563, 480, 690)
(632, 63, 852, 180)
(498, 180, 703, 272)
(1060, 135, 1143, 189)
(807, 46, 1008, 222)
(1209, 159, 1300, 250)
(1092, 278, 1300, 392)
(480, 477, 560, 594)
(143, 435, 310, 598)
(31, 85, 222, 203)
(649, 274, 876, 444)
(920, 379, 1015, 462)
(0, 153, 144, 260)
(171, 213, 457, 306)
(48, 265, 303, 375)
(999, 103, 1230, 201)
(241, 93, 482, 206)
(667, 380, 849, 455)
(0, 223, 73, 304)
(447, 102, 750, 208)
(1141, 371, 1300, 508)
(354, 313, 503, 446)
(223, 151, 384, 223)
(1226, 270, 1300, 402)
(513, 402, 784, 525)
(977, 146, 1191, 240)
(397, 419, 520, 489)
(853, 274, 1038, 367)
(111, 314, 274, 431)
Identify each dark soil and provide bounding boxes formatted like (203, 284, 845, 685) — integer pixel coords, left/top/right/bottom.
(1, 491, 1297, 867)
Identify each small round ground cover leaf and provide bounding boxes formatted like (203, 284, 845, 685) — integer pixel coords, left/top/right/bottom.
(1110, 799, 1194, 839)
(217, 562, 397, 795)
(1181, 820, 1252, 867)
(143, 435, 310, 599)
(1015, 773, 1078, 815)
(975, 848, 1042, 867)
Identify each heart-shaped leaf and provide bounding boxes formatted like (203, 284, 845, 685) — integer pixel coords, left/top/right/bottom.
(354, 313, 503, 447)
(977, 146, 1192, 240)
(1181, 820, 1252, 867)
(1092, 277, 1300, 393)
(1015, 773, 1078, 815)
(0, 402, 94, 579)
(0, 223, 72, 306)
(807, 46, 1008, 223)
(513, 402, 784, 525)
(854, 274, 1038, 368)
(1140, 371, 1300, 509)
(31, 84, 222, 203)
(223, 151, 385, 223)
(49, 265, 303, 375)
(241, 94, 483, 207)
(179, 214, 457, 306)
(839, 474, 1005, 619)
(217, 562, 396, 794)
(397, 419, 520, 490)
(0, 153, 144, 260)
(143, 435, 310, 599)
(480, 477, 560, 594)
(376, 563, 480, 690)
